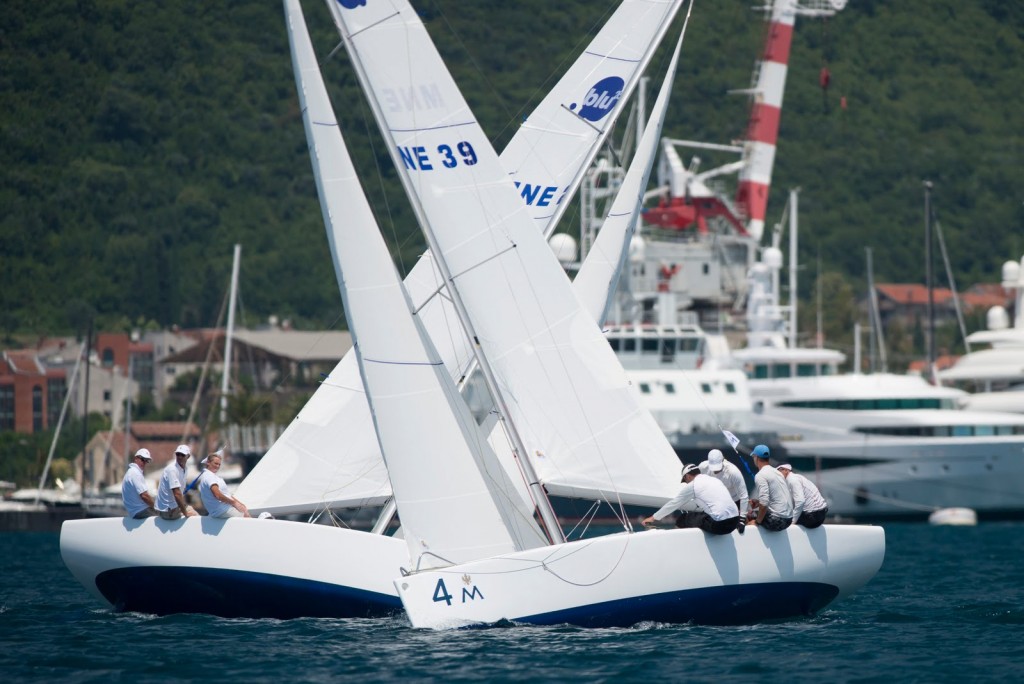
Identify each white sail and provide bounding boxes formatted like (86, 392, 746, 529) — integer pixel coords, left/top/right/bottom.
(284, 0, 545, 566)
(238, 0, 684, 514)
(327, 0, 680, 508)
(501, 0, 685, 232)
(573, 21, 688, 323)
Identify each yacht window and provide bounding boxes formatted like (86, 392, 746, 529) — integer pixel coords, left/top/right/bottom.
(772, 364, 792, 378)
(623, 339, 636, 352)
(608, 338, 620, 351)
(641, 338, 659, 353)
(877, 398, 898, 409)
(996, 425, 1014, 436)
(701, 383, 712, 394)
(679, 338, 699, 352)
(975, 425, 995, 436)
(665, 383, 676, 394)
(821, 365, 834, 376)
(725, 383, 736, 394)
(952, 425, 972, 437)
(639, 383, 651, 394)
(661, 338, 676, 362)
(753, 364, 769, 379)
(933, 426, 951, 437)
(797, 364, 816, 377)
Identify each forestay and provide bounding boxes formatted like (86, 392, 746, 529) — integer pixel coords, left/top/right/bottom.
(328, 0, 681, 508)
(238, 0, 685, 514)
(285, 0, 546, 565)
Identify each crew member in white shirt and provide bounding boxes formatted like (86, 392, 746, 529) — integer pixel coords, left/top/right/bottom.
(777, 464, 829, 528)
(643, 464, 740, 535)
(155, 444, 198, 520)
(198, 451, 250, 518)
(748, 444, 794, 531)
(121, 448, 156, 519)
(700, 448, 749, 525)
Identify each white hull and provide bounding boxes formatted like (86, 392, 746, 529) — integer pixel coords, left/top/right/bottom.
(396, 524, 884, 628)
(60, 517, 408, 618)
(779, 436, 1024, 519)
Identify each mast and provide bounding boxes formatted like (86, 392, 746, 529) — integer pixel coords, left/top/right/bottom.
(788, 188, 798, 348)
(924, 181, 936, 383)
(35, 347, 84, 504)
(220, 244, 241, 425)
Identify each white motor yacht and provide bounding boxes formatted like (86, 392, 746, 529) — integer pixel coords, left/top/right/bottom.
(940, 255, 1024, 414)
(728, 252, 1024, 521)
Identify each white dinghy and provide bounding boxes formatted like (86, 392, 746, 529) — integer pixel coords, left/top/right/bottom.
(327, 0, 884, 628)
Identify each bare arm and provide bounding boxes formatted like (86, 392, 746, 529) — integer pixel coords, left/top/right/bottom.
(140, 491, 154, 507)
(172, 487, 197, 517)
(211, 484, 250, 517)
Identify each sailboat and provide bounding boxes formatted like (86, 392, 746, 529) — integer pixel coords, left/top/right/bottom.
(326, 0, 883, 628)
(59, 0, 689, 618)
(235, 0, 688, 520)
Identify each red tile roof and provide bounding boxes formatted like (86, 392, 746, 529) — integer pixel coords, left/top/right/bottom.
(876, 284, 955, 306)
(130, 421, 201, 440)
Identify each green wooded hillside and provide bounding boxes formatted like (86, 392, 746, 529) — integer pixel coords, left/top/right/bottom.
(2, 0, 1022, 338)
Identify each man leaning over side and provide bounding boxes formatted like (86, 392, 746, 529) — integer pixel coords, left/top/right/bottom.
(777, 464, 829, 528)
(643, 464, 741, 536)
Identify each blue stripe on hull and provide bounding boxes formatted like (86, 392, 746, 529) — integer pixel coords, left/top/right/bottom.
(514, 582, 839, 628)
(95, 567, 402, 619)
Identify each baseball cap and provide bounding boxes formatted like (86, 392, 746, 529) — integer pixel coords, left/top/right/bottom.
(777, 464, 793, 472)
(174, 444, 192, 458)
(751, 444, 771, 460)
(134, 448, 152, 461)
(708, 449, 724, 472)
(680, 463, 700, 481)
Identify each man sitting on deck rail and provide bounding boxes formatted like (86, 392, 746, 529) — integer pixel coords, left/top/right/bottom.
(121, 448, 157, 519)
(642, 464, 741, 535)
(747, 445, 794, 531)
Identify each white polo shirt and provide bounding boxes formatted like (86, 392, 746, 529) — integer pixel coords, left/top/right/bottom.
(121, 463, 150, 517)
(788, 472, 828, 518)
(155, 460, 186, 513)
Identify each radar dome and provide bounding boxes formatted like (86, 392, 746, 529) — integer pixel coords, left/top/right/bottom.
(548, 233, 578, 264)
(763, 247, 784, 269)
(987, 305, 1009, 331)
(1002, 259, 1022, 288)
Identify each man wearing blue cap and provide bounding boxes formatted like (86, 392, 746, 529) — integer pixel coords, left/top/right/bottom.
(748, 444, 794, 531)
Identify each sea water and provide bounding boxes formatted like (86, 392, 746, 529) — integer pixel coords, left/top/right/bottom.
(1, 523, 1022, 683)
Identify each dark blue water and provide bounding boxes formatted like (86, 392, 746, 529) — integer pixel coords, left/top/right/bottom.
(2, 524, 1022, 683)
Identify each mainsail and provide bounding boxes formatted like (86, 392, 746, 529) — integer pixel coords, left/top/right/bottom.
(326, 0, 681, 510)
(284, 0, 546, 565)
(239, 0, 685, 514)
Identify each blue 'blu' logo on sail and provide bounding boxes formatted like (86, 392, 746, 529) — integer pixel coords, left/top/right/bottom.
(336, 0, 367, 8)
(570, 76, 624, 122)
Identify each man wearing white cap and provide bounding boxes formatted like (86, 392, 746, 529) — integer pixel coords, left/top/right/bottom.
(121, 448, 157, 519)
(155, 444, 198, 520)
(777, 464, 829, 528)
(642, 464, 741, 535)
(699, 449, 749, 521)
